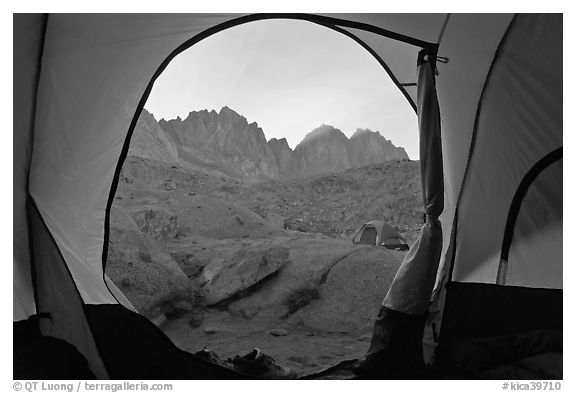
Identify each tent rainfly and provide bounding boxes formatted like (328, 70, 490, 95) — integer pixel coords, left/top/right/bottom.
(352, 220, 409, 251)
(14, 13, 562, 379)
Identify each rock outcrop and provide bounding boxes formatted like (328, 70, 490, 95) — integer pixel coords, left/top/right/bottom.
(349, 128, 409, 166)
(130, 208, 180, 240)
(159, 107, 280, 180)
(268, 137, 292, 176)
(291, 246, 401, 332)
(128, 109, 179, 164)
(106, 205, 202, 320)
(200, 245, 290, 305)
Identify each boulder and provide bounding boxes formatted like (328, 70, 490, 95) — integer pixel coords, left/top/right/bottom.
(226, 237, 359, 321)
(106, 205, 202, 320)
(200, 245, 290, 305)
(131, 207, 179, 240)
(290, 247, 402, 332)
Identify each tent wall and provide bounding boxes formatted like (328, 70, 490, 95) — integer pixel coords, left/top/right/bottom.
(29, 201, 109, 378)
(505, 158, 562, 288)
(433, 14, 513, 282)
(451, 14, 562, 286)
(29, 14, 239, 305)
(427, 14, 562, 364)
(14, 13, 46, 321)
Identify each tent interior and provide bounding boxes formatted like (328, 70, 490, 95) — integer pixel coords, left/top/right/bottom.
(13, 13, 562, 380)
(360, 227, 378, 244)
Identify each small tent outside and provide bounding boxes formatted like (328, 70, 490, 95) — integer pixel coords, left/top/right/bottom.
(352, 220, 409, 251)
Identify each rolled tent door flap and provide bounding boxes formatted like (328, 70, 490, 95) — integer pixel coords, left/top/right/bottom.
(383, 48, 444, 313)
(354, 48, 444, 377)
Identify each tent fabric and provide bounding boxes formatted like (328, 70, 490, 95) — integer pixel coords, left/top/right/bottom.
(382, 48, 443, 316)
(425, 14, 562, 365)
(504, 158, 562, 288)
(13, 13, 46, 321)
(451, 14, 562, 286)
(29, 201, 109, 378)
(383, 220, 442, 315)
(27, 14, 243, 310)
(433, 14, 513, 282)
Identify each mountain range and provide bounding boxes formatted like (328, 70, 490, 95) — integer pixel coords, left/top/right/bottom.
(129, 106, 409, 181)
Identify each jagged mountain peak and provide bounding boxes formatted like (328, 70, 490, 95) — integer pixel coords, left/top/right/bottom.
(218, 106, 247, 121)
(219, 105, 235, 114)
(141, 108, 410, 181)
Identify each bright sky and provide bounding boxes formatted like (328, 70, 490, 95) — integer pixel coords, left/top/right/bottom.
(145, 19, 418, 159)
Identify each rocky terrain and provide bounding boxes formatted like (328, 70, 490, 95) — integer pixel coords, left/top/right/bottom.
(106, 107, 421, 376)
(236, 160, 422, 242)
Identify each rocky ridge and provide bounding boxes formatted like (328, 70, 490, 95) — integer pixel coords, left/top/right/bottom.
(131, 107, 409, 181)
